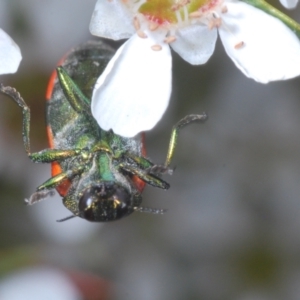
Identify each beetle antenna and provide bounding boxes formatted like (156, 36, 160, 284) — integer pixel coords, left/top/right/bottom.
(135, 207, 167, 214)
(56, 215, 76, 222)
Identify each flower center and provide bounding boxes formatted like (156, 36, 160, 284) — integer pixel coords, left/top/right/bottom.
(139, 0, 177, 24)
(122, 0, 244, 51)
(137, 0, 221, 26)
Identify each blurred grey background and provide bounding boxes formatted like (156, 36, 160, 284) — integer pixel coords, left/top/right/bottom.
(1, 0, 300, 299)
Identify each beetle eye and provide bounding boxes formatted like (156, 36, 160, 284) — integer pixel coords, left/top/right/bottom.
(78, 184, 132, 221)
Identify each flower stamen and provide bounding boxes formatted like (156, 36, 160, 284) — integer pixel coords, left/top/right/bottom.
(175, 10, 183, 24)
(137, 30, 148, 38)
(172, 4, 180, 11)
(164, 36, 177, 44)
(208, 17, 222, 29)
(183, 5, 189, 23)
(234, 41, 245, 49)
(221, 6, 228, 13)
(172, 0, 191, 11)
(189, 11, 202, 18)
(133, 16, 141, 31)
(151, 44, 162, 51)
(220, 20, 245, 50)
(149, 22, 159, 31)
(172, 0, 191, 24)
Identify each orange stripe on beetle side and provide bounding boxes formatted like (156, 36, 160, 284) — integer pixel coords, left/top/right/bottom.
(46, 125, 54, 149)
(46, 55, 72, 197)
(46, 69, 57, 101)
(48, 125, 71, 196)
(132, 132, 147, 193)
(46, 55, 66, 101)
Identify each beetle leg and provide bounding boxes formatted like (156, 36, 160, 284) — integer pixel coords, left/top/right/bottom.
(0, 84, 86, 163)
(36, 166, 84, 191)
(29, 148, 81, 163)
(119, 163, 170, 190)
(164, 113, 207, 167)
(125, 153, 153, 169)
(25, 189, 56, 206)
(0, 84, 31, 154)
(56, 66, 90, 114)
(147, 164, 174, 175)
(125, 154, 172, 177)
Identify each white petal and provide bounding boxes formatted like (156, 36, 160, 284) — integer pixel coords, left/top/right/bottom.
(0, 29, 22, 74)
(170, 24, 217, 65)
(219, 1, 300, 83)
(92, 32, 172, 137)
(0, 267, 81, 300)
(280, 0, 298, 9)
(89, 0, 135, 40)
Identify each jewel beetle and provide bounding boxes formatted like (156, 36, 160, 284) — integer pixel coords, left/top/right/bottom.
(0, 40, 207, 222)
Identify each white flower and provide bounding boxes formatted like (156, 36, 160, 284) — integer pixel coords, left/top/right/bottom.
(0, 28, 22, 74)
(90, 0, 300, 137)
(280, 0, 298, 9)
(0, 267, 81, 300)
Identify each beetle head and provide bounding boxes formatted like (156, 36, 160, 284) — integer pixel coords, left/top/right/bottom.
(78, 183, 134, 221)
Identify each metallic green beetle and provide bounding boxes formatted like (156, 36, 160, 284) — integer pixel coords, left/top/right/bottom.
(0, 40, 206, 222)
